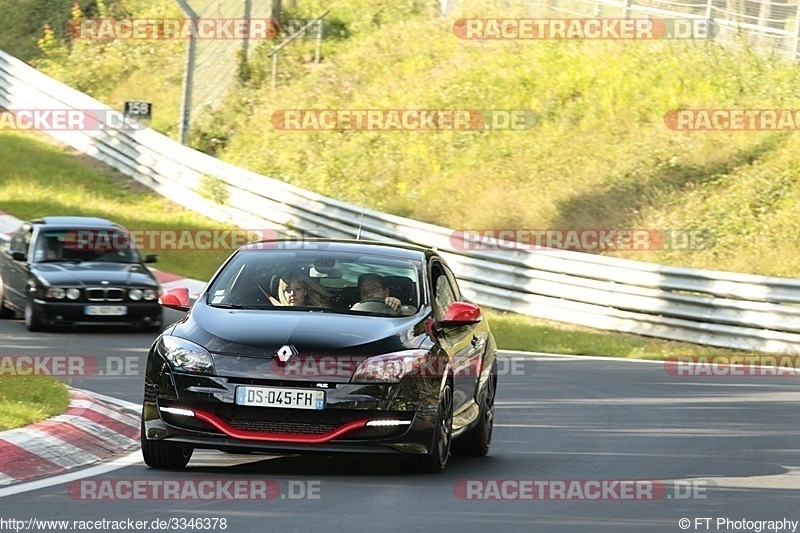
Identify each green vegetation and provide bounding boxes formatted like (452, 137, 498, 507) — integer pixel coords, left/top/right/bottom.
(0, 131, 232, 281)
(486, 310, 746, 360)
(0, 128, 759, 362)
(0, 376, 70, 430)
(4, 0, 798, 277)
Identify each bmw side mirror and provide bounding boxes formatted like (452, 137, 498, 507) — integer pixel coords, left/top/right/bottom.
(11, 251, 26, 261)
(145, 254, 158, 263)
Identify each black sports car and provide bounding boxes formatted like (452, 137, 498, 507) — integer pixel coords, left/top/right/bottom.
(141, 240, 497, 473)
(0, 216, 163, 331)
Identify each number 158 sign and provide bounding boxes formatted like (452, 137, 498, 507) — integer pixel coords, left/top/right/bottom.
(124, 101, 152, 119)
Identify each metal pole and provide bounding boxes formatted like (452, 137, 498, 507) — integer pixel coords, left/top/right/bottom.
(242, 0, 252, 61)
(176, 0, 198, 145)
(269, 9, 330, 87)
(271, 52, 279, 90)
(314, 20, 322, 63)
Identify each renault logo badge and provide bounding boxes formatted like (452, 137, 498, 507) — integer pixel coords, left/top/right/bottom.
(274, 345, 297, 363)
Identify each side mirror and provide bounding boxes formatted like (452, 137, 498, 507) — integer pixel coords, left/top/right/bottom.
(438, 301, 482, 328)
(159, 286, 191, 312)
(11, 251, 26, 261)
(144, 254, 158, 264)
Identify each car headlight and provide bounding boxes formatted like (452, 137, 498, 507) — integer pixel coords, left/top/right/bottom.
(351, 350, 438, 383)
(46, 288, 66, 299)
(157, 336, 215, 374)
(143, 289, 157, 301)
(66, 288, 80, 300)
(129, 289, 143, 301)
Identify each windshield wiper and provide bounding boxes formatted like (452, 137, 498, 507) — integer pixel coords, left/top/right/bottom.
(208, 303, 260, 310)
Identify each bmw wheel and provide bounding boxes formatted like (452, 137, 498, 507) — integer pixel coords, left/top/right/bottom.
(24, 295, 44, 331)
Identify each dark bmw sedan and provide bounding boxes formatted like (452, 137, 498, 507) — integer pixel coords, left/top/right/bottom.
(142, 240, 497, 473)
(0, 216, 163, 331)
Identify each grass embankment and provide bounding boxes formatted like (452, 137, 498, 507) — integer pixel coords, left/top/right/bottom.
(0, 129, 761, 363)
(0, 131, 233, 281)
(11, 0, 800, 276)
(0, 376, 70, 431)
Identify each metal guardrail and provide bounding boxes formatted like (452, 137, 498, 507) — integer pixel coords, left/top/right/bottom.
(2, 49, 800, 353)
(524, 0, 800, 59)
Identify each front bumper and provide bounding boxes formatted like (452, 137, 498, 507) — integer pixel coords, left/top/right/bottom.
(142, 367, 443, 455)
(32, 298, 163, 327)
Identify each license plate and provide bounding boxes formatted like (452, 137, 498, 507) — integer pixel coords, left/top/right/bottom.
(235, 386, 325, 410)
(84, 305, 127, 316)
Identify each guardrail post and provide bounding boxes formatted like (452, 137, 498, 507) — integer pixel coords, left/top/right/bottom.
(624, 0, 632, 18)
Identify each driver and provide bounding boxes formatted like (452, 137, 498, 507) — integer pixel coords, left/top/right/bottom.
(356, 273, 415, 316)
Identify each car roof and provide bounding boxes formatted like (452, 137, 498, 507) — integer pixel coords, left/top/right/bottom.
(241, 239, 431, 261)
(31, 216, 122, 228)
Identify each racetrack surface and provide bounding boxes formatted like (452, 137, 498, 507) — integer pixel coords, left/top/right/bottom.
(0, 313, 798, 533)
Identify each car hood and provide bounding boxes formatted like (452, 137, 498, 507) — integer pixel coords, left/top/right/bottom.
(167, 302, 433, 383)
(32, 262, 158, 287)
(172, 301, 429, 356)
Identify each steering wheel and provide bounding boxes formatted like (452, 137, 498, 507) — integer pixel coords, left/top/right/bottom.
(351, 297, 396, 314)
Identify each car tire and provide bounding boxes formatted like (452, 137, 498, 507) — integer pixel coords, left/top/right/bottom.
(141, 420, 193, 469)
(0, 283, 14, 319)
(451, 365, 496, 457)
(414, 382, 453, 474)
(24, 295, 45, 331)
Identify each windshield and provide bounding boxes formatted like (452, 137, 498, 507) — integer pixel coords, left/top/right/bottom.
(206, 249, 424, 316)
(33, 229, 143, 264)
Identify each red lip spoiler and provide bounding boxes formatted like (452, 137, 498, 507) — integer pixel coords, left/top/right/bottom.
(192, 411, 369, 443)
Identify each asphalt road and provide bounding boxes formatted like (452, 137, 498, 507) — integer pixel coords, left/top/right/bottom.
(1, 313, 799, 533)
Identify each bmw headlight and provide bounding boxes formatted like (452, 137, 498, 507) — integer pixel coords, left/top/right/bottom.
(157, 336, 215, 374)
(66, 288, 80, 300)
(129, 289, 143, 301)
(45, 288, 66, 299)
(143, 289, 157, 301)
